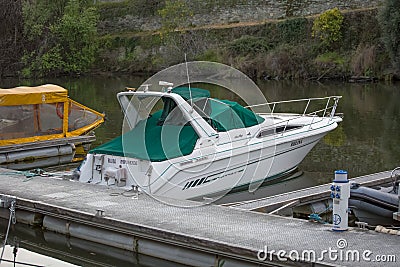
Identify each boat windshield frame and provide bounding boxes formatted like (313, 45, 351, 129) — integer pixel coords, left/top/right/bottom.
(117, 91, 218, 138)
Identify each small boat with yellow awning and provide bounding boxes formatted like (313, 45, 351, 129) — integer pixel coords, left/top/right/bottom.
(0, 84, 104, 168)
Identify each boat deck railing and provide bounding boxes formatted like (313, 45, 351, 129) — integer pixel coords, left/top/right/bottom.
(246, 95, 342, 134)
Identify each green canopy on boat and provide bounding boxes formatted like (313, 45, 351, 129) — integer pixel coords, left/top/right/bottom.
(90, 110, 198, 162)
(209, 99, 264, 131)
(90, 87, 264, 162)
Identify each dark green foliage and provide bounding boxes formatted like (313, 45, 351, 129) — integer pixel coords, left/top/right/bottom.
(277, 18, 308, 44)
(378, 0, 400, 73)
(227, 36, 273, 56)
(341, 9, 380, 51)
(22, 0, 87, 39)
(22, 0, 99, 77)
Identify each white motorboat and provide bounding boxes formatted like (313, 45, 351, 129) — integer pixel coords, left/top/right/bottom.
(77, 80, 342, 201)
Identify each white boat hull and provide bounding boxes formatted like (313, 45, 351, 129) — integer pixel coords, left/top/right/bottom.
(79, 122, 333, 201)
(144, 131, 326, 200)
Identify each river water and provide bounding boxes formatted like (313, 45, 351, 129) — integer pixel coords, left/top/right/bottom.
(1, 76, 400, 266)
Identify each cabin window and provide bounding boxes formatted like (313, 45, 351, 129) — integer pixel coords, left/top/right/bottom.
(68, 101, 103, 132)
(257, 125, 302, 138)
(0, 103, 63, 140)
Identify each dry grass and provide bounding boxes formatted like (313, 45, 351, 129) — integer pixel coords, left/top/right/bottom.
(350, 45, 376, 76)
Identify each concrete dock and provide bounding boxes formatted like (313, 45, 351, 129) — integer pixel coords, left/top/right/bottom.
(0, 168, 398, 266)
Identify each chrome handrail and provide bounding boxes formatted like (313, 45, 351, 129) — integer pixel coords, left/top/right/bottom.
(246, 95, 342, 108)
(248, 96, 342, 137)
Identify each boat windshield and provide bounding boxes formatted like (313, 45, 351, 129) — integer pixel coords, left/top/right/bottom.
(122, 94, 190, 131)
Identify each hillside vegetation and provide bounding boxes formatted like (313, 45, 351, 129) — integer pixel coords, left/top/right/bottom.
(1, 0, 399, 81)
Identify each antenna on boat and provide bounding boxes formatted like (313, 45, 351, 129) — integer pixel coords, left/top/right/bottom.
(184, 53, 193, 111)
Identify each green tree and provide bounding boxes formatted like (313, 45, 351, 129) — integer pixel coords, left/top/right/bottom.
(22, 0, 67, 41)
(51, 0, 99, 73)
(22, 0, 98, 77)
(312, 8, 344, 48)
(378, 0, 400, 74)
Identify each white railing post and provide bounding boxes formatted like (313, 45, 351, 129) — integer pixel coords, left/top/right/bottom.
(303, 99, 311, 116)
(329, 97, 339, 121)
(308, 115, 315, 130)
(322, 97, 331, 118)
(282, 120, 289, 136)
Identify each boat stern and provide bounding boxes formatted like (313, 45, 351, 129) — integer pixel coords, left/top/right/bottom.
(78, 153, 151, 189)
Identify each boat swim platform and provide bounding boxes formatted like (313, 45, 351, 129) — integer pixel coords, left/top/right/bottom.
(229, 171, 394, 213)
(0, 168, 398, 267)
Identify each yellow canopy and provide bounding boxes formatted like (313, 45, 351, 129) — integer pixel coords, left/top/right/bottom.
(0, 84, 68, 106)
(0, 84, 105, 146)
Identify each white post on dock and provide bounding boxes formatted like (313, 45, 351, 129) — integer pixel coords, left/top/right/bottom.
(394, 180, 400, 222)
(330, 170, 350, 231)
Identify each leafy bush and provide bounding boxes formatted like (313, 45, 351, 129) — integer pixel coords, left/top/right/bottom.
(22, 0, 67, 41)
(312, 8, 344, 48)
(22, 0, 99, 77)
(278, 18, 308, 44)
(378, 0, 400, 73)
(227, 36, 273, 56)
(195, 49, 223, 62)
(315, 52, 346, 65)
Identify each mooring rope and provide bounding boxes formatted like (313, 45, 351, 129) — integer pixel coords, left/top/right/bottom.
(0, 168, 65, 182)
(0, 199, 16, 263)
(308, 204, 332, 224)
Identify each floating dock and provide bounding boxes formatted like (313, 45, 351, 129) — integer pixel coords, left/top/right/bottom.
(0, 168, 398, 266)
(229, 171, 394, 213)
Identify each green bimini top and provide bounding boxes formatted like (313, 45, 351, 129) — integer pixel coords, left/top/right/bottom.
(90, 110, 198, 162)
(208, 99, 265, 132)
(90, 87, 264, 162)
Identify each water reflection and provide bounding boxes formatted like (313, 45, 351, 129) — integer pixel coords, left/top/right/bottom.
(0, 219, 184, 267)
